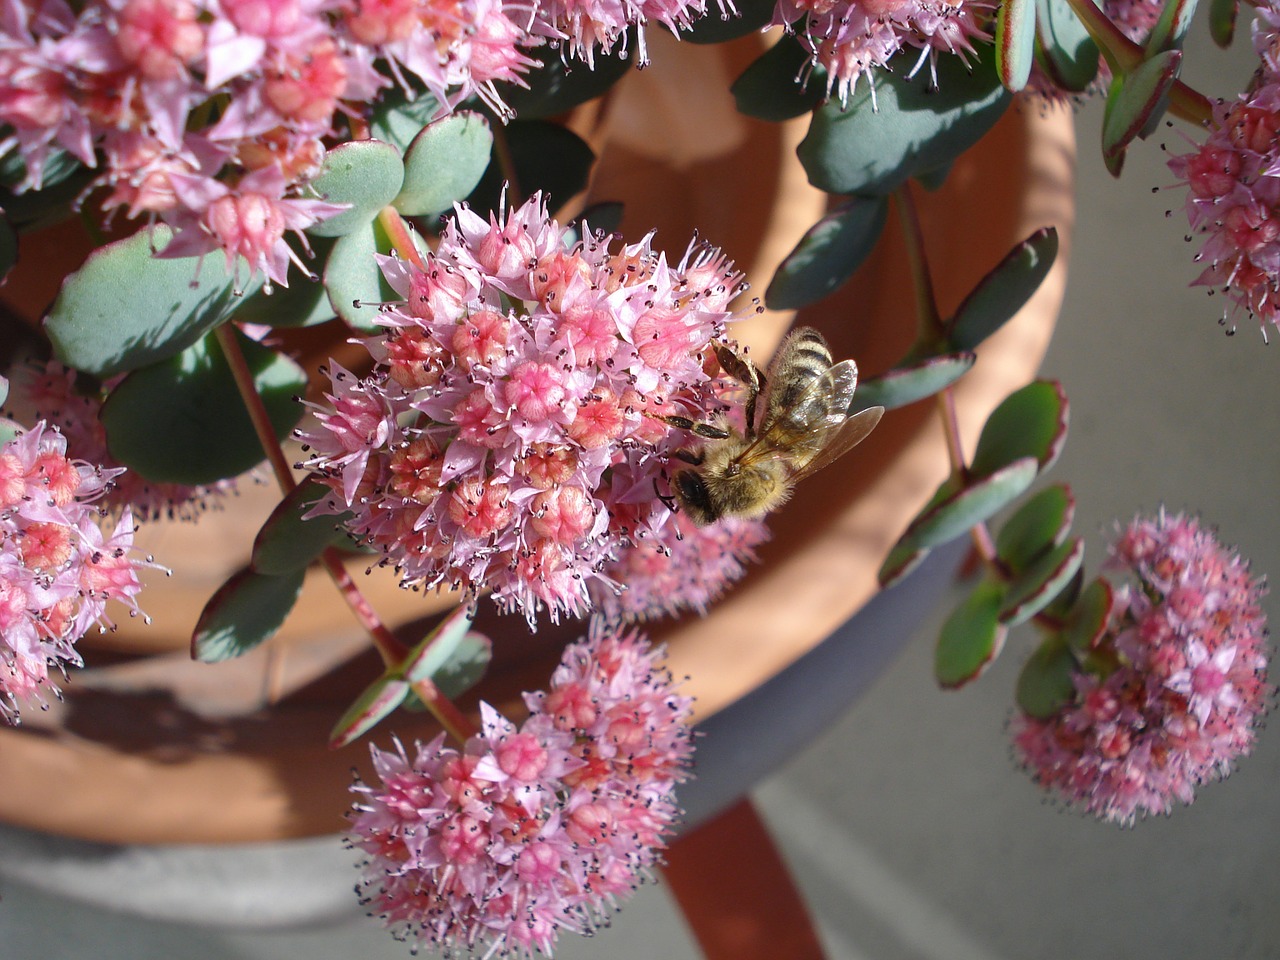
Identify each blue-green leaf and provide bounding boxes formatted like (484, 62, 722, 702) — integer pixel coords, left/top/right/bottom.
(306, 140, 404, 238)
(1015, 635, 1077, 718)
(396, 112, 494, 217)
(232, 235, 336, 328)
(995, 0, 1037, 91)
(936, 578, 1008, 688)
(1035, 0, 1099, 92)
(1146, 0, 1199, 54)
(1101, 49, 1182, 176)
(100, 329, 305, 485)
(45, 226, 262, 378)
(192, 566, 306, 662)
(324, 218, 399, 333)
(765, 196, 887, 309)
(370, 89, 442, 153)
(402, 606, 477, 683)
(947, 228, 1058, 352)
(797, 44, 1010, 196)
(1209, 0, 1237, 46)
(465, 122, 595, 216)
(330, 675, 411, 749)
(1063, 577, 1116, 651)
(732, 35, 825, 123)
(999, 536, 1084, 626)
(251, 479, 355, 576)
(970, 380, 1068, 477)
(853, 352, 975, 413)
(995, 482, 1075, 573)
(904, 458, 1040, 549)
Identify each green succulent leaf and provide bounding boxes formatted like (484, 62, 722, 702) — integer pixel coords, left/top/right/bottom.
(878, 539, 931, 589)
(970, 380, 1068, 478)
(1209, 0, 1237, 46)
(797, 43, 1010, 196)
(370, 89, 442, 153)
(853, 352, 975, 413)
(903, 458, 1040, 550)
(495, 45, 634, 116)
(687, 0, 775, 42)
(330, 674, 411, 749)
(45, 226, 262, 378)
(995, 482, 1075, 573)
(396, 112, 494, 218)
(1063, 577, 1116, 651)
(426, 632, 493, 699)
(1034, 0, 1099, 92)
(192, 566, 306, 662)
(251, 479, 355, 576)
(402, 606, 477, 683)
(306, 140, 405, 238)
(999, 536, 1085, 626)
(1100, 49, 1182, 176)
(466, 122, 595, 216)
(233, 235, 337, 328)
(1015, 635, 1077, 718)
(0, 150, 95, 229)
(0, 418, 19, 446)
(324, 218, 399, 332)
(936, 578, 1008, 688)
(1146, 0, 1199, 54)
(100, 329, 306, 485)
(731, 35, 826, 123)
(765, 196, 888, 309)
(995, 0, 1037, 91)
(946, 227, 1058, 352)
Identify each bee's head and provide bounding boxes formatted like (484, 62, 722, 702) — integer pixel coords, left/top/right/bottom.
(671, 469, 719, 527)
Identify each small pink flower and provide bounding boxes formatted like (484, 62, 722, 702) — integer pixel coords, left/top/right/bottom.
(350, 620, 694, 958)
(1012, 512, 1270, 824)
(0, 422, 157, 722)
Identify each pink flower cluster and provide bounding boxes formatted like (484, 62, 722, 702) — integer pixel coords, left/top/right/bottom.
(1013, 512, 1270, 824)
(771, 0, 990, 105)
(298, 193, 760, 626)
(10, 361, 234, 520)
(0, 0, 727, 288)
(349, 622, 694, 958)
(1168, 1, 1280, 333)
(595, 511, 768, 620)
(0, 421, 151, 722)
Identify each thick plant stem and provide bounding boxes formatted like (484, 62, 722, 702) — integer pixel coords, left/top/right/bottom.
(216, 322, 476, 743)
(378, 206, 429, 271)
(662, 798, 828, 960)
(894, 184, 945, 344)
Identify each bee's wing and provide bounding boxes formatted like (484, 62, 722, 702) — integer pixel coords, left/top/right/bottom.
(736, 359, 864, 471)
(787, 405, 884, 483)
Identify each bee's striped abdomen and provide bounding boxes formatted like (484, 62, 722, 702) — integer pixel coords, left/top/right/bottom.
(766, 327, 833, 432)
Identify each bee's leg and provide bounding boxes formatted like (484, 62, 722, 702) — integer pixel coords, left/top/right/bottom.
(650, 412, 731, 441)
(672, 448, 705, 466)
(712, 342, 765, 438)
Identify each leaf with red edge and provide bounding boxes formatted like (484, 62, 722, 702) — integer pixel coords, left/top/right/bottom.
(1146, 0, 1198, 54)
(1063, 577, 1117, 651)
(946, 228, 1058, 352)
(903, 458, 1040, 550)
(995, 0, 1037, 91)
(878, 540, 931, 589)
(1101, 50, 1182, 176)
(330, 674, 411, 749)
(402, 606, 477, 683)
(1035, 0, 1098, 92)
(853, 352, 975, 413)
(251, 478, 354, 575)
(970, 380, 1068, 477)
(999, 536, 1085, 626)
(765, 196, 888, 309)
(936, 578, 1008, 688)
(995, 482, 1075, 573)
(1015, 635, 1077, 718)
(192, 567, 306, 662)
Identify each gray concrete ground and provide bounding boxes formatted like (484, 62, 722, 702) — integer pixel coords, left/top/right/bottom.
(3, 14, 1279, 960)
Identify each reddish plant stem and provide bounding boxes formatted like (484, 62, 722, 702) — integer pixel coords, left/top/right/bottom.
(1062, 0, 1215, 126)
(377, 206, 429, 271)
(216, 323, 477, 742)
(891, 189, 999, 565)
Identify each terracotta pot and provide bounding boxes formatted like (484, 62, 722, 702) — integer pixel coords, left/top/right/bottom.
(0, 36, 1075, 845)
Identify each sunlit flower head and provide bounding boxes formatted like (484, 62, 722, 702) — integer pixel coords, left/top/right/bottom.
(349, 620, 694, 958)
(298, 192, 747, 627)
(1012, 512, 1270, 824)
(0, 421, 156, 722)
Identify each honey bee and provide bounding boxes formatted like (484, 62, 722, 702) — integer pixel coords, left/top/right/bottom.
(660, 326, 885, 526)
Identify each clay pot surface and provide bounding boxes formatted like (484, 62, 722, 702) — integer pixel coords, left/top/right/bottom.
(0, 37, 1075, 843)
